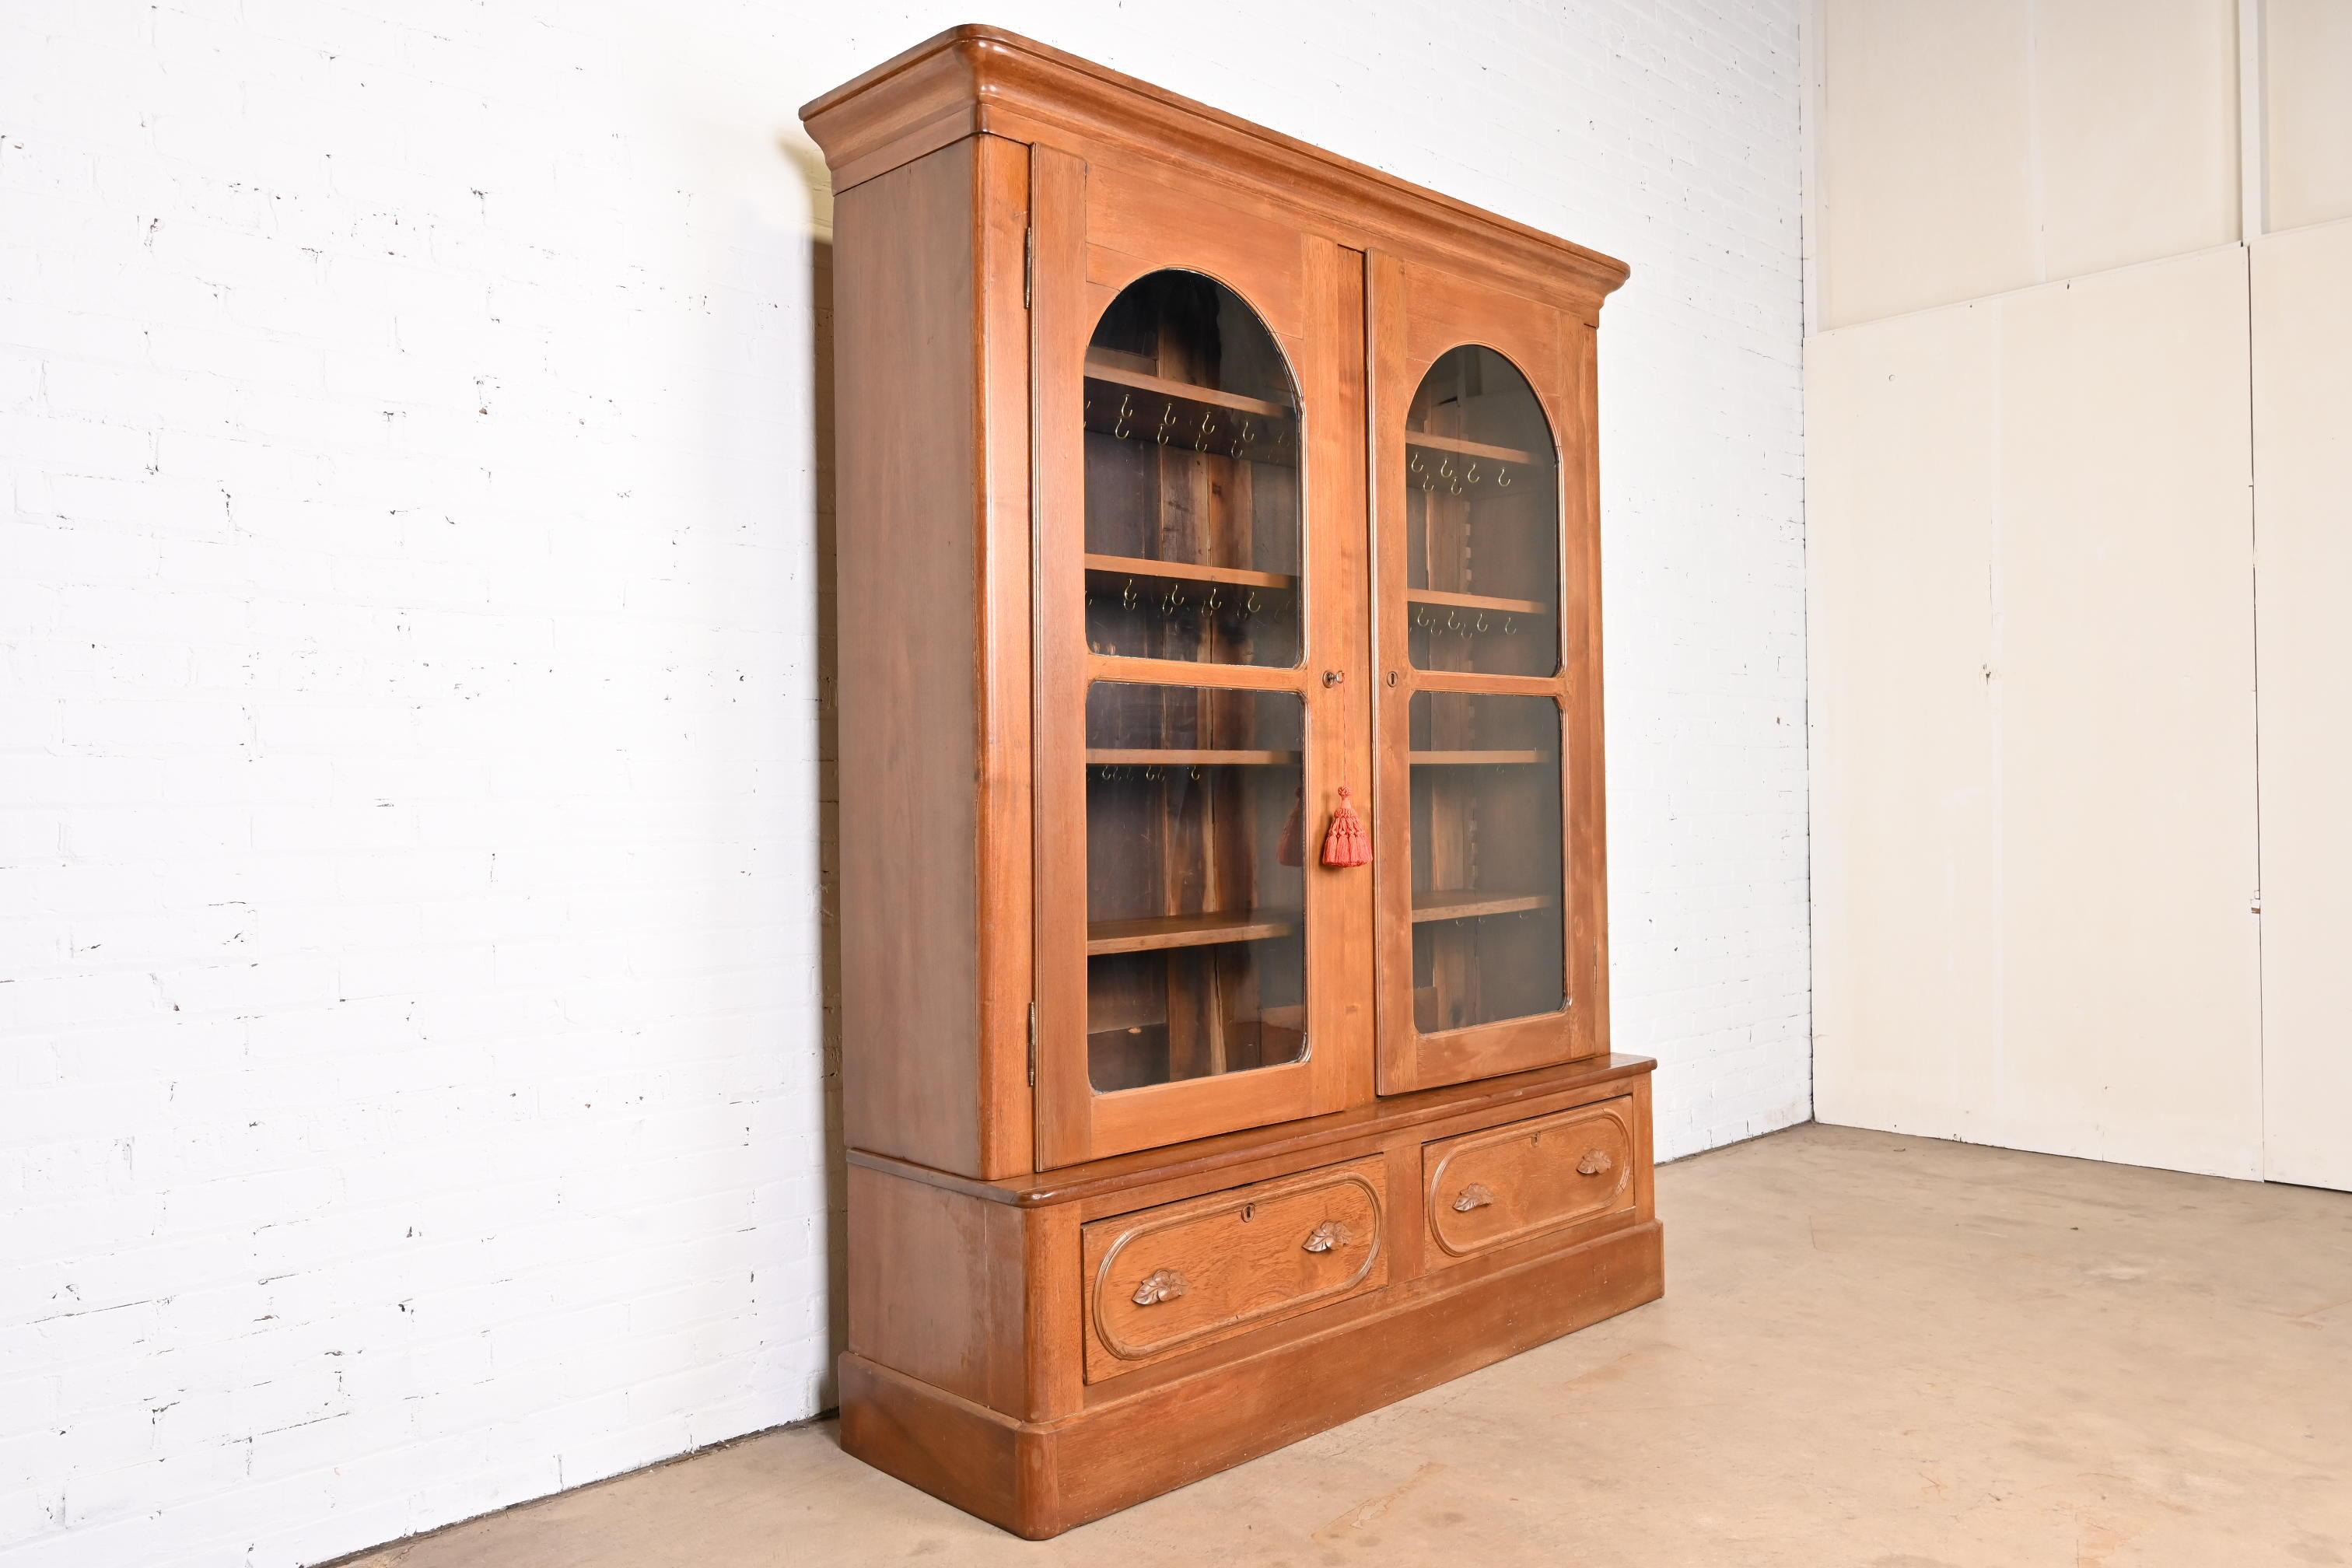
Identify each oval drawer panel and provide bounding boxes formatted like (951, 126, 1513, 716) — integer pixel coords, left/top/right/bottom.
(1423, 1098, 1636, 1262)
(1082, 1156, 1387, 1382)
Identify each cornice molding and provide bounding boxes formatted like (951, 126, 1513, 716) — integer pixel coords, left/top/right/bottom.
(800, 26, 1631, 308)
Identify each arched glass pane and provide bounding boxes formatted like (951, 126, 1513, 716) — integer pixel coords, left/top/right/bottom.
(1403, 346, 1559, 677)
(1082, 271, 1302, 668)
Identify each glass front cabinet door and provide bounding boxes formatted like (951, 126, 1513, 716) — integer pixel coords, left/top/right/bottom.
(1031, 151, 1372, 1167)
(1369, 253, 1606, 1094)
(1031, 158, 1601, 1164)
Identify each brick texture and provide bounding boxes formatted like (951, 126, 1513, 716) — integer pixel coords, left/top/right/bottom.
(0, 3, 1805, 1563)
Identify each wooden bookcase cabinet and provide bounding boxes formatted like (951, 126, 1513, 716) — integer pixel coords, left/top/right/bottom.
(805, 26, 1661, 1540)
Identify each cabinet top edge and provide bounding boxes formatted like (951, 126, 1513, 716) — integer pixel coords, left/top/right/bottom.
(798, 23, 1631, 303)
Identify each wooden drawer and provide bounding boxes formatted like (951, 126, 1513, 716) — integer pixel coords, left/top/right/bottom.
(1081, 1156, 1388, 1383)
(1423, 1097, 1636, 1264)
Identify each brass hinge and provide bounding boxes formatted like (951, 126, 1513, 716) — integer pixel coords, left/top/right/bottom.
(1023, 228, 1034, 310)
(1027, 1001, 1038, 1086)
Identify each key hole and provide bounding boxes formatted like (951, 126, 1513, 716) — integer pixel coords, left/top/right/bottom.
(1241, 1203, 1255, 1222)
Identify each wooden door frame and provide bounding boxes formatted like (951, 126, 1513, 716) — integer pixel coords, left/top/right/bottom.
(1368, 249, 1608, 1094)
(1031, 144, 1373, 1168)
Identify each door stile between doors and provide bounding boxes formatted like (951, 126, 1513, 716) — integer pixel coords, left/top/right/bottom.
(1032, 143, 1373, 1169)
(1369, 250, 1605, 1094)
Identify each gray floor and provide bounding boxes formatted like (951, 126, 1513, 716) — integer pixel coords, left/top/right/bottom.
(345, 1123, 2352, 1566)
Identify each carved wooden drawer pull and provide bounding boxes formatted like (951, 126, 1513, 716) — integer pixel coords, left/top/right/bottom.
(1132, 1268, 1188, 1306)
(1452, 1183, 1495, 1213)
(1302, 1219, 1356, 1253)
(1577, 1150, 1615, 1177)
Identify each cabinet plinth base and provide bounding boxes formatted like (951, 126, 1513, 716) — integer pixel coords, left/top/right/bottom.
(840, 1217, 1664, 1540)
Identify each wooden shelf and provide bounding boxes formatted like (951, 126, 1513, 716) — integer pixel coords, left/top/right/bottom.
(1405, 587, 1550, 617)
(1088, 747, 1300, 767)
(1084, 358, 1296, 421)
(1087, 908, 1302, 955)
(1405, 429, 1541, 466)
(1411, 890, 1558, 924)
(1409, 749, 1549, 766)
(1085, 554, 1298, 591)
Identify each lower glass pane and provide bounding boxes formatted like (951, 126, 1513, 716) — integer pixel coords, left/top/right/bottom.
(1085, 683, 1308, 1090)
(1407, 691, 1566, 1032)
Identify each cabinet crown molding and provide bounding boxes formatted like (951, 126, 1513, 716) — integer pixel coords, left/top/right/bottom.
(797, 23, 1633, 312)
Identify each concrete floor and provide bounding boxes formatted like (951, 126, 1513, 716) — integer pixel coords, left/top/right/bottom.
(346, 1124, 2352, 1567)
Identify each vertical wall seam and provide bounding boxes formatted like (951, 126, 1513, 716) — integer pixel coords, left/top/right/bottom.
(2243, 241, 2267, 1174)
(2022, 0, 2049, 285)
(1986, 300, 2007, 1139)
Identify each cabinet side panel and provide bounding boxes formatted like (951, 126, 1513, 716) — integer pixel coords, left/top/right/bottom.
(837, 139, 985, 1173)
(846, 1164, 1027, 1413)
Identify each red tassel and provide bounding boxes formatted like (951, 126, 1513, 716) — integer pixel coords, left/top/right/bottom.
(1320, 786, 1370, 867)
(1276, 784, 1304, 867)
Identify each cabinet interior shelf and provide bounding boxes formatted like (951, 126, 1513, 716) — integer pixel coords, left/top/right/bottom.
(1085, 554, 1299, 591)
(1411, 890, 1558, 924)
(1087, 908, 1303, 955)
(1405, 586, 1551, 617)
(1088, 747, 1301, 767)
(1409, 749, 1549, 766)
(1405, 429, 1540, 466)
(1084, 357, 1297, 421)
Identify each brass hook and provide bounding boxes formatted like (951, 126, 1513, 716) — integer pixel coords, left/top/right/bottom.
(1155, 401, 1177, 446)
(1496, 465, 1511, 488)
(1122, 577, 1139, 611)
(1194, 409, 1216, 451)
(1114, 392, 1134, 440)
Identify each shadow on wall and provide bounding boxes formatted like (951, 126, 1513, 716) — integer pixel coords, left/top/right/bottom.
(812, 232, 849, 1409)
(784, 124, 848, 1416)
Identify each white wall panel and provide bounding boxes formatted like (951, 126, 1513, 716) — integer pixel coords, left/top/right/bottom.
(1808, 306, 1999, 1136)
(1818, 0, 2241, 328)
(2032, 0, 2241, 280)
(2253, 218, 2352, 1192)
(1993, 246, 2261, 1176)
(1818, 0, 2037, 328)
(1810, 247, 2263, 1177)
(2266, 0, 2352, 232)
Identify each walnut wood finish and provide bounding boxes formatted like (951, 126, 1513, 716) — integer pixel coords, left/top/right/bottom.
(834, 134, 1034, 1179)
(839, 1216, 1664, 1539)
(807, 26, 1644, 1539)
(1081, 1153, 1386, 1381)
(1423, 1097, 1638, 1264)
(1370, 250, 1610, 1094)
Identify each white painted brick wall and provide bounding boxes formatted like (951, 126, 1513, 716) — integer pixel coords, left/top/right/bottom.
(1, 2, 1806, 1563)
